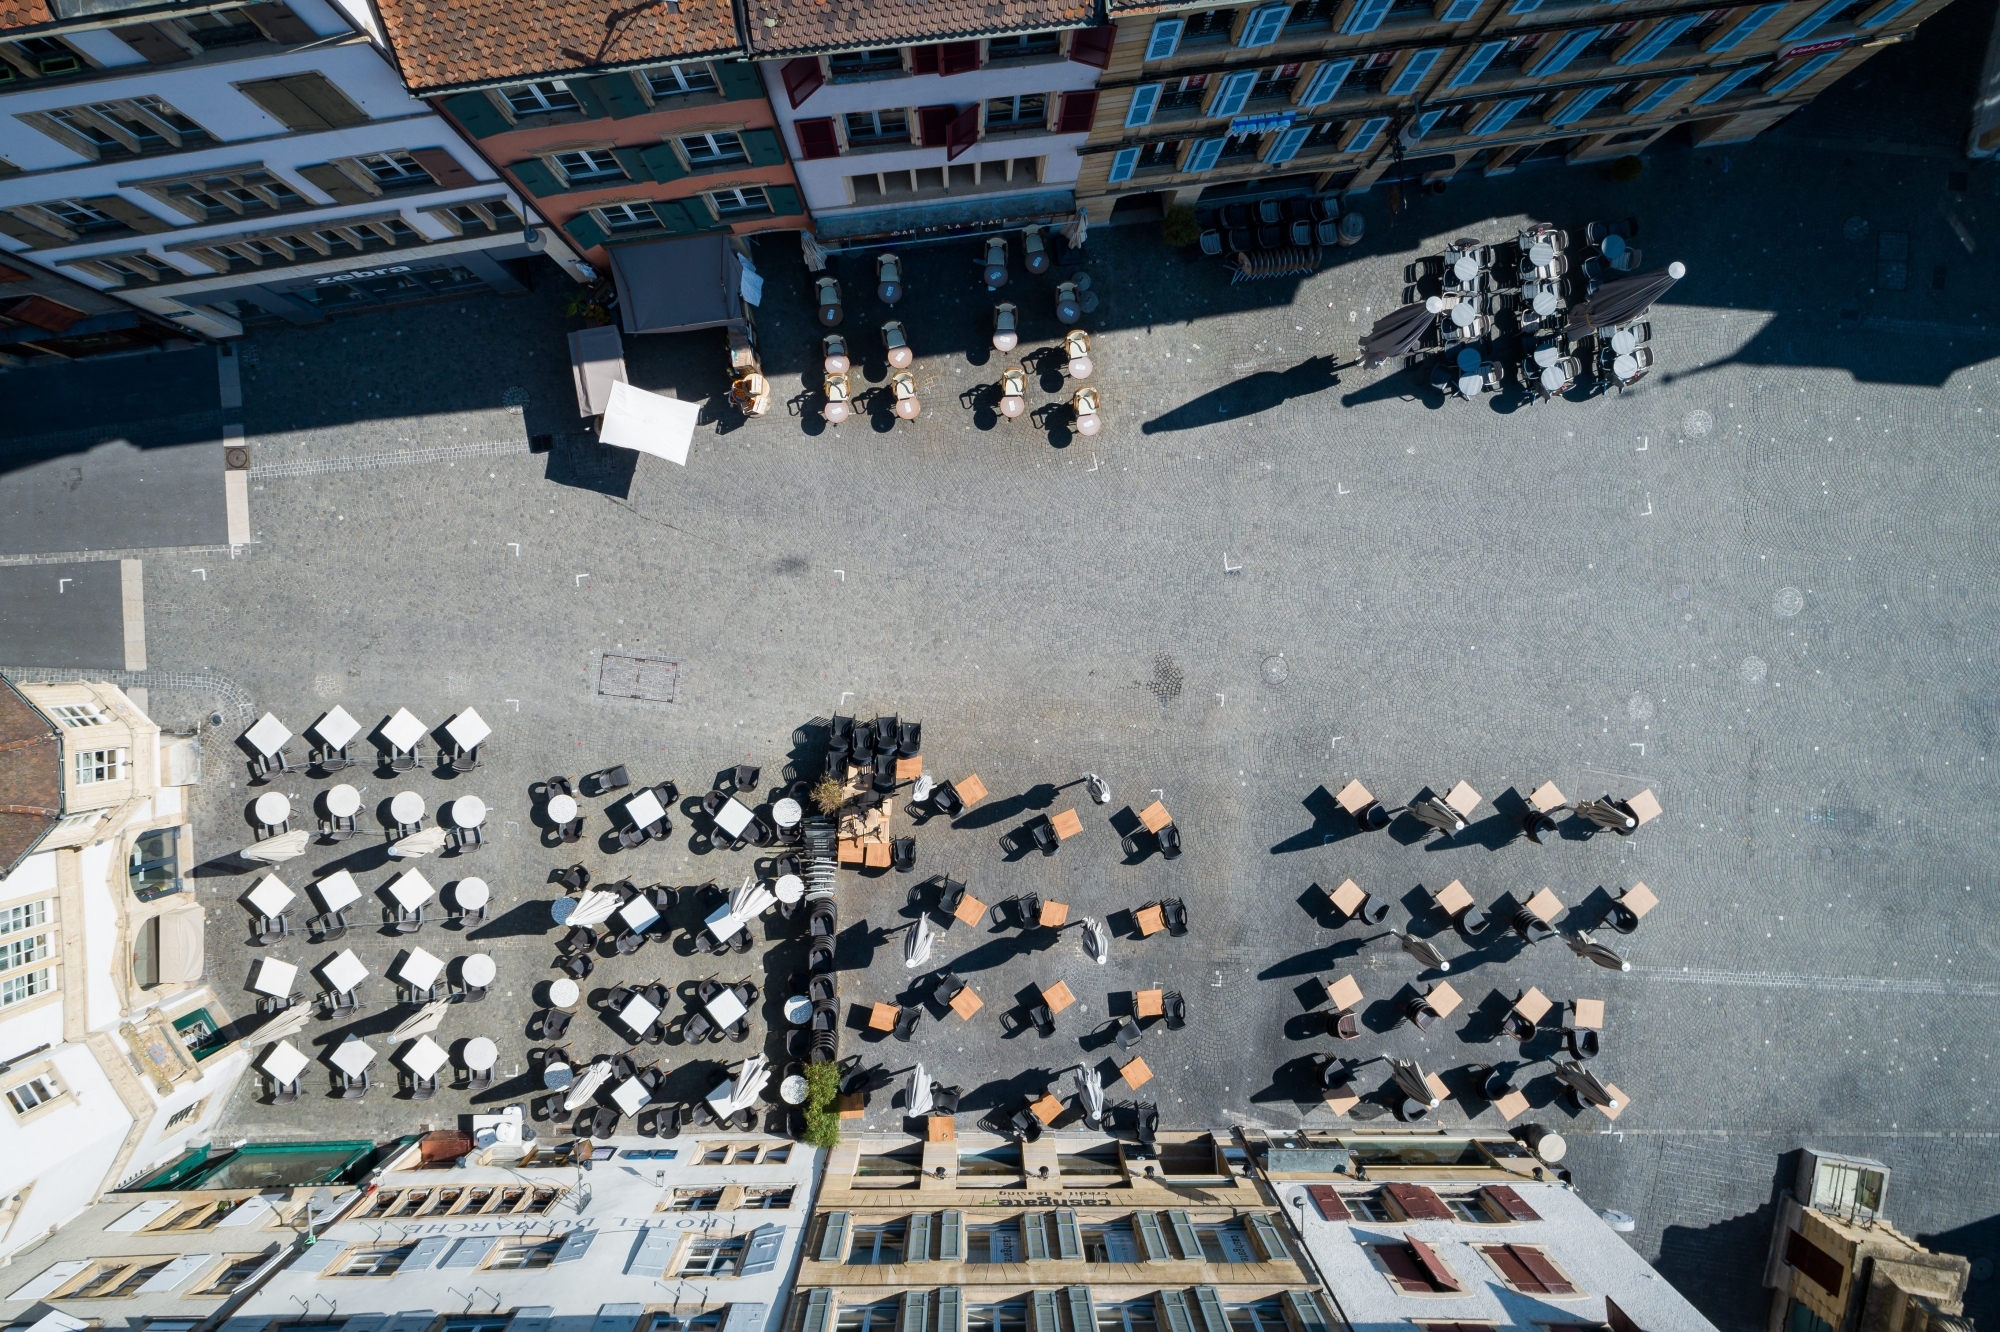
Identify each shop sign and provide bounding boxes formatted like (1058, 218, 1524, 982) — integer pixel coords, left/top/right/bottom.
(315, 264, 413, 285)
(1777, 35, 1854, 59)
(1230, 110, 1297, 135)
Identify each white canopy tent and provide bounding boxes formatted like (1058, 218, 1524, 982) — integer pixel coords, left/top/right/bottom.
(599, 381, 700, 467)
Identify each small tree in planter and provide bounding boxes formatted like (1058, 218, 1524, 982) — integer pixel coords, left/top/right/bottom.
(802, 1061, 843, 1149)
(1161, 205, 1201, 248)
(811, 774, 845, 815)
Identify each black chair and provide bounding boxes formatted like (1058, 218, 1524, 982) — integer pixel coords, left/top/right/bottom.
(533, 1008, 571, 1040)
(449, 740, 481, 771)
(1358, 896, 1391, 926)
(734, 765, 760, 792)
(587, 765, 631, 794)
(1010, 1106, 1043, 1141)
(1135, 1102, 1159, 1145)
(252, 748, 295, 781)
(939, 878, 967, 914)
(701, 790, 728, 818)
(1460, 905, 1489, 935)
(532, 1092, 566, 1122)
(891, 837, 916, 872)
(852, 725, 875, 760)
(731, 927, 755, 954)
(559, 925, 597, 957)
(931, 781, 965, 818)
(1513, 909, 1556, 944)
(831, 714, 855, 746)
(873, 752, 897, 793)
(1029, 1003, 1055, 1035)
(1013, 893, 1043, 928)
(898, 721, 921, 755)
(1157, 824, 1183, 858)
(411, 1071, 438, 1100)
(451, 824, 483, 854)
(893, 1005, 921, 1041)
(684, 1012, 714, 1043)
(932, 1085, 961, 1114)
(310, 909, 348, 943)
(254, 914, 289, 946)
(1160, 899, 1187, 936)
(1162, 991, 1187, 1029)
(1406, 996, 1440, 1031)
(806, 940, 835, 972)
(746, 819, 775, 848)
(618, 822, 649, 850)
(558, 864, 590, 892)
(1114, 1017, 1141, 1052)
(1331, 1011, 1361, 1040)
(1029, 817, 1058, 854)
(1501, 1011, 1536, 1041)
(322, 813, 356, 841)
(589, 1106, 620, 1139)
(728, 1015, 752, 1042)
(874, 715, 898, 750)
(1568, 1028, 1601, 1060)
(338, 1069, 370, 1099)
(559, 954, 593, 981)
(391, 905, 424, 934)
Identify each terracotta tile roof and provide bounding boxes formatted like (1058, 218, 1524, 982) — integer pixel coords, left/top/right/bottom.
(0, 0, 57, 34)
(745, 0, 1095, 56)
(376, 0, 741, 94)
(0, 675, 59, 881)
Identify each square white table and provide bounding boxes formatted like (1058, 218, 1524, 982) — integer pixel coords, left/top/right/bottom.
(618, 991, 661, 1035)
(252, 957, 298, 997)
(705, 902, 746, 941)
(330, 1037, 376, 1077)
(398, 947, 444, 991)
(382, 707, 427, 754)
(261, 1039, 309, 1085)
(611, 1075, 650, 1115)
(246, 876, 295, 917)
(445, 708, 490, 752)
(625, 788, 666, 829)
(715, 797, 754, 837)
(389, 870, 434, 910)
(322, 949, 368, 994)
(705, 988, 747, 1027)
(314, 870, 361, 914)
(313, 706, 360, 751)
(617, 895, 660, 934)
(400, 1035, 449, 1079)
(244, 713, 291, 757)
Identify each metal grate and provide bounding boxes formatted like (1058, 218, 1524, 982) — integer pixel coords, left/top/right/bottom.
(596, 653, 680, 703)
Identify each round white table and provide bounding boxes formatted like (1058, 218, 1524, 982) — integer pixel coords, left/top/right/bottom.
(391, 791, 424, 825)
(1541, 365, 1566, 394)
(1450, 303, 1476, 329)
(254, 792, 290, 825)
(1534, 346, 1561, 368)
(1424, 295, 1444, 314)
(1613, 353, 1638, 380)
(549, 977, 580, 1008)
(462, 953, 496, 987)
(1601, 233, 1626, 261)
(773, 797, 802, 828)
(547, 793, 578, 823)
(774, 874, 805, 904)
(451, 796, 487, 828)
(455, 877, 489, 911)
(1456, 346, 1482, 374)
(1458, 374, 1484, 398)
(1611, 328, 1637, 355)
(1528, 241, 1555, 267)
(784, 995, 812, 1025)
(780, 1074, 809, 1105)
(464, 1036, 498, 1071)
(543, 1061, 574, 1090)
(1533, 290, 1558, 317)
(327, 784, 361, 817)
(1452, 255, 1479, 282)
(550, 896, 576, 926)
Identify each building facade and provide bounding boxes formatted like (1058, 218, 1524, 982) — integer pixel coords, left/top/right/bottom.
(0, 246, 193, 363)
(378, 0, 808, 272)
(0, 674, 248, 1263)
(1071, 0, 1945, 217)
(750, 0, 1113, 246)
(0, 0, 561, 332)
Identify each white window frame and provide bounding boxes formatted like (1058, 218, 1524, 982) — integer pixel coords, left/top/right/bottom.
(552, 148, 625, 183)
(677, 1234, 747, 1277)
(1125, 84, 1162, 126)
(1707, 2, 1784, 49)
(1108, 145, 1141, 181)
(1239, 3, 1290, 46)
(501, 80, 580, 115)
(645, 61, 717, 96)
(75, 747, 126, 784)
(1386, 47, 1443, 94)
(1146, 17, 1185, 58)
(707, 186, 769, 216)
(680, 131, 748, 164)
(49, 703, 108, 727)
(1299, 58, 1355, 103)
(5, 1069, 63, 1117)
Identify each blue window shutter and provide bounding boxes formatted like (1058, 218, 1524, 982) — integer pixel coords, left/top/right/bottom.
(939, 1211, 965, 1262)
(1181, 136, 1220, 171)
(1507, 0, 1543, 10)
(1053, 1210, 1083, 1262)
(1530, 27, 1601, 74)
(1346, 115, 1389, 150)
(741, 1225, 783, 1275)
(1784, 0, 1854, 39)
(1474, 95, 1531, 132)
(1168, 1213, 1202, 1261)
(1191, 1289, 1227, 1332)
(1767, 48, 1840, 91)
(1134, 1212, 1170, 1261)
(1265, 123, 1312, 161)
(1619, 14, 1696, 63)
(1210, 70, 1257, 115)
(1861, 0, 1916, 25)
(722, 1308, 769, 1332)
(1299, 58, 1354, 103)
(1551, 83, 1616, 122)
(1448, 39, 1505, 85)
(1694, 62, 1766, 102)
(1406, 107, 1445, 139)
(627, 1227, 677, 1276)
(1387, 47, 1442, 94)
(1108, 146, 1141, 181)
(816, 1212, 850, 1262)
(1440, 0, 1482, 17)
(592, 1306, 644, 1332)
(1342, 0, 1393, 33)
(292, 1241, 347, 1274)
(1126, 84, 1161, 125)
(936, 1290, 964, 1332)
(1029, 1292, 1061, 1332)
(554, 1231, 597, 1264)
(1628, 73, 1693, 111)
(1155, 1293, 1195, 1332)
(905, 1213, 933, 1265)
(513, 1308, 553, 1332)
(404, 1236, 452, 1270)
(798, 1292, 833, 1332)
(1708, 2, 1784, 49)
(441, 1237, 495, 1268)
(1023, 1213, 1050, 1262)
(899, 1291, 928, 1332)
(1063, 1289, 1094, 1332)
(1146, 17, 1184, 58)
(1240, 3, 1290, 45)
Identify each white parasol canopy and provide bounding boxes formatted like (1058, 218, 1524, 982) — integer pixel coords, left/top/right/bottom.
(392, 998, 452, 1040)
(1073, 1064, 1105, 1124)
(712, 1054, 771, 1116)
(1082, 917, 1110, 964)
(566, 889, 623, 928)
(256, 1003, 311, 1044)
(904, 916, 936, 969)
(1062, 208, 1089, 249)
(906, 1063, 933, 1116)
(389, 826, 449, 858)
(242, 830, 310, 863)
(710, 883, 777, 942)
(599, 381, 700, 466)
(563, 1059, 615, 1112)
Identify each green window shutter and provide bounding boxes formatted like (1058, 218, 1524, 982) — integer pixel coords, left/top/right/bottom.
(563, 211, 608, 251)
(1063, 1287, 1094, 1332)
(741, 127, 786, 166)
(652, 199, 706, 233)
(591, 73, 651, 118)
(610, 147, 653, 183)
(715, 59, 763, 99)
(1134, 1212, 1169, 1263)
(1167, 1211, 1201, 1261)
(938, 1210, 964, 1262)
(764, 184, 802, 217)
(566, 78, 608, 118)
(443, 90, 510, 137)
(1030, 1292, 1062, 1332)
(1279, 1292, 1328, 1332)
(936, 1289, 964, 1332)
(1247, 1213, 1288, 1262)
(816, 1212, 850, 1262)
(1053, 1210, 1083, 1262)
(798, 1291, 833, 1332)
(509, 158, 564, 197)
(900, 1291, 929, 1332)
(639, 142, 688, 181)
(1024, 1213, 1050, 1262)
(1192, 1289, 1227, 1332)
(907, 1213, 933, 1264)
(1155, 1292, 1195, 1332)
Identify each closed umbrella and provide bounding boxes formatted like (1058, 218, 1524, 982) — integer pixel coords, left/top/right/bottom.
(1062, 208, 1090, 250)
(389, 826, 449, 858)
(563, 1059, 614, 1112)
(1082, 917, 1110, 964)
(713, 884, 778, 941)
(567, 890, 623, 928)
(242, 830, 310, 863)
(1556, 1060, 1620, 1110)
(1391, 930, 1450, 971)
(1564, 930, 1631, 972)
(256, 1003, 311, 1043)
(1361, 302, 1437, 368)
(1390, 1058, 1439, 1107)
(393, 998, 452, 1039)
(716, 1055, 772, 1116)
(1073, 1065, 1105, 1125)
(1565, 262, 1686, 336)
(907, 1063, 933, 1117)
(904, 917, 936, 969)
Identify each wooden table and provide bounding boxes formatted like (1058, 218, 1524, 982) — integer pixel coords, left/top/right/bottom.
(1522, 887, 1563, 923)
(1333, 779, 1374, 815)
(1626, 788, 1662, 825)
(1137, 801, 1173, 833)
(837, 839, 864, 865)
(1039, 900, 1070, 928)
(895, 756, 923, 781)
(1595, 1084, 1629, 1120)
(868, 1002, 898, 1032)
(1424, 980, 1462, 1018)
(1527, 781, 1567, 813)
(1432, 879, 1474, 916)
(1492, 1089, 1530, 1121)
(864, 841, 892, 868)
(1443, 781, 1482, 819)
(949, 986, 983, 1020)
(1512, 986, 1552, 1024)
(1041, 980, 1075, 1014)
(1571, 998, 1605, 1029)
(1620, 882, 1658, 919)
(1135, 988, 1164, 1018)
(953, 893, 988, 928)
(957, 774, 988, 807)
(838, 1091, 866, 1118)
(1050, 808, 1083, 840)
(927, 1115, 956, 1141)
(1324, 1088, 1361, 1115)
(1324, 974, 1362, 1011)
(1423, 1071, 1449, 1103)
(1030, 1093, 1063, 1124)
(1329, 879, 1367, 917)
(1121, 1056, 1152, 1089)
(1135, 905, 1165, 936)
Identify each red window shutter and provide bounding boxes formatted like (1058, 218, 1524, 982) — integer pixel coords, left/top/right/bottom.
(1605, 1299, 1644, 1332)
(945, 104, 980, 159)
(1304, 1186, 1350, 1222)
(1406, 1238, 1463, 1292)
(939, 40, 981, 74)
(1512, 1247, 1576, 1296)
(795, 117, 841, 159)
(918, 104, 956, 145)
(782, 57, 824, 108)
(408, 148, 475, 188)
(1, 295, 87, 333)
(1372, 1243, 1430, 1292)
(1481, 1185, 1540, 1222)
(912, 44, 942, 74)
(1069, 23, 1116, 66)
(1785, 1230, 1845, 1296)
(1385, 1184, 1453, 1221)
(1056, 90, 1098, 132)
(1480, 1245, 1545, 1293)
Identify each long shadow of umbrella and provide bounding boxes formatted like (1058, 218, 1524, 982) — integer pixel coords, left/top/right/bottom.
(1142, 356, 1342, 433)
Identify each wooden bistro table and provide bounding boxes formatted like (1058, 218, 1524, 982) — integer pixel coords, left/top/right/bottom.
(1135, 988, 1164, 1018)
(949, 985, 984, 1020)
(1527, 781, 1567, 813)
(1432, 879, 1474, 917)
(1491, 1088, 1531, 1121)
(1571, 998, 1606, 1030)
(1039, 900, 1070, 928)
(1050, 808, 1083, 840)
(953, 892, 989, 928)
(956, 774, 988, 808)
(1121, 1056, 1153, 1089)
(1324, 974, 1363, 1012)
(1423, 980, 1463, 1018)
(1042, 980, 1076, 1015)
(1626, 788, 1663, 826)
(1329, 879, 1367, 918)
(1137, 801, 1173, 833)
(1135, 904, 1166, 937)
(864, 841, 892, 869)
(1031, 1093, 1064, 1124)
(895, 756, 924, 782)
(1512, 986, 1553, 1025)
(1521, 887, 1563, 924)
(868, 1002, 898, 1032)
(1442, 781, 1482, 821)
(1333, 780, 1373, 817)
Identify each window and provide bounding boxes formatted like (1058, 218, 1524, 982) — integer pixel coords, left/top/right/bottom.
(171, 10, 266, 48)
(236, 74, 368, 131)
(649, 1317, 721, 1332)
(442, 199, 520, 230)
(1, 902, 50, 940)
(199, 1255, 267, 1295)
(44, 108, 130, 153)
(42, 200, 121, 233)
(158, 169, 303, 219)
(7, 35, 86, 76)
(1226, 1302, 1287, 1332)
(0, 971, 52, 1008)
(163, 1099, 202, 1128)
(1082, 1222, 1140, 1262)
(1787, 1301, 1835, 1332)
(67, 1260, 173, 1299)
(701, 1144, 730, 1164)
(987, 33, 1060, 60)
(1249, 63, 1302, 100)
(764, 1144, 793, 1163)
(1479, 1244, 1577, 1295)
(1784, 1230, 1845, 1295)
(986, 93, 1047, 128)
(1197, 1223, 1258, 1263)
(1159, 74, 1209, 113)
(1289, 0, 1337, 24)
(969, 1306, 1028, 1332)
(679, 1234, 747, 1277)
(356, 151, 430, 184)
(0, 929, 51, 975)
(502, 80, 581, 115)
(75, 748, 126, 780)
(1097, 1303, 1156, 1332)
(54, 810, 105, 836)
(553, 149, 626, 184)
(829, 49, 905, 79)
(1371, 1240, 1462, 1294)
(1182, 9, 1238, 42)
(488, 1237, 565, 1270)
(1347, 1194, 1392, 1221)
(848, 1223, 906, 1264)
(680, 131, 748, 165)
(1447, 1197, 1503, 1223)
(338, 1245, 416, 1276)
(5, 1071, 61, 1115)
(844, 109, 910, 145)
(130, 827, 181, 900)
(49, 703, 107, 727)
(837, 1303, 901, 1332)
(646, 62, 717, 96)
(967, 1222, 1022, 1261)
(708, 187, 769, 216)
(671, 1188, 724, 1211)
(744, 1187, 795, 1208)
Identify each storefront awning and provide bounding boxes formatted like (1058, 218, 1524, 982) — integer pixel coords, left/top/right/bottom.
(610, 234, 744, 335)
(816, 190, 1076, 241)
(158, 903, 205, 985)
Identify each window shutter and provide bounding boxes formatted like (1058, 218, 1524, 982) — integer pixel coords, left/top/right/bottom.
(513, 1308, 553, 1332)
(939, 1210, 965, 1262)
(1155, 1292, 1195, 1332)
(1766, 49, 1840, 93)
(945, 104, 980, 159)
(1385, 1185, 1453, 1222)
(1785, 1231, 1845, 1295)
(1146, 17, 1185, 58)
(1508, 0, 1543, 12)
(907, 1213, 934, 1264)
(1627, 73, 1692, 110)
(1860, 0, 1916, 26)
(1345, 115, 1388, 150)
(1240, 2, 1290, 44)
(609, 147, 651, 183)
(509, 158, 565, 197)
(1209, 69, 1256, 116)
(940, 42, 981, 74)
(1030, 1291, 1062, 1332)
(782, 57, 824, 108)
(442, 1237, 496, 1268)
(1784, 0, 1854, 39)
(1265, 123, 1311, 162)
(1191, 1288, 1227, 1332)
(1063, 1288, 1094, 1332)
(817, 1211, 851, 1261)
(796, 117, 841, 159)
(918, 104, 956, 145)
(244, 2, 317, 41)
(1341, 0, 1393, 34)
(1070, 25, 1117, 66)
(291, 1240, 347, 1275)
(766, 184, 803, 215)
(593, 1306, 644, 1332)
(722, 1308, 770, 1332)
(1438, 0, 1482, 18)
(1304, 1186, 1351, 1221)
(627, 1227, 677, 1276)
(1478, 1186, 1538, 1222)
(1707, 1, 1783, 48)
(1165, 1211, 1201, 1260)
(639, 142, 688, 180)
(408, 147, 476, 187)
(442, 90, 510, 137)
(1057, 91, 1098, 132)
(1448, 39, 1505, 85)
(1386, 47, 1442, 94)
(798, 1290, 833, 1332)
(236, 74, 348, 130)
(1512, 1247, 1575, 1295)
(1279, 1293, 1329, 1332)
(936, 1289, 965, 1332)
(1246, 1212, 1288, 1262)
(404, 1236, 453, 1270)
(716, 59, 763, 97)
(111, 23, 192, 63)
(136, 1254, 215, 1294)
(1406, 1238, 1462, 1291)
(741, 127, 786, 165)
(1053, 1209, 1083, 1261)
(108, 1201, 175, 1232)
(1694, 63, 1767, 103)
(901, 1290, 930, 1332)
(1299, 58, 1353, 103)
(13, 1261, 90, 1300)
(1474, 94, 1531, 131)
(1618, 13, 1696, 62)
(912, 45, 942, 73)
(554, 1231, 597, 1263)
(1529, 27, 1601, 74)
(289, 73, 369, 126)
(1126, 84, 1161, 125)
(1186, 136, 1226, 170)
(591, 73, 652, 118)
(81, 194, 171, 233)
(1024, 1213, 1051, 1261)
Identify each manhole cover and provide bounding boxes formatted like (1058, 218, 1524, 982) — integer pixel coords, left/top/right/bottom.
(1672, 586, 1691, 602)
(1774, 587, 1804, 617)
(1741, 656, 1768, 684)
(1683, 409, 1713, 437)
(1628, 691, 1654, 722)
(598, 653, 680, 703)
(503, 386, 530, 408)
(1262, 655, 1289, 685)
(1843, 216, 1869, 242)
